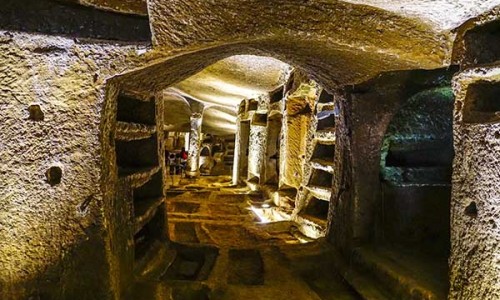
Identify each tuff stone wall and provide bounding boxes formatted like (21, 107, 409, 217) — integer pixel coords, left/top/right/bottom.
(450, 66, 500, 299)
(0, 31, 148, 299)
(279, 83, 316, 190)
(329, 69, 455, 251)
(1, 0, 150, 42)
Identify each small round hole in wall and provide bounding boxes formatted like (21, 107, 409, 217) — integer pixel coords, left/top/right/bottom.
(46, 166, 62, 186)
(28, 104, 44, 121)
(464, 201, 478, 218)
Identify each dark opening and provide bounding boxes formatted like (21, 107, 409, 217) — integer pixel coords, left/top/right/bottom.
(117, 95, 156, 125)
(303, 197, 329, 220)
(134, 171, 163, 200)
(311, 143, 335, 162)
(28, 104, 44, 121)
(116, 135, 158, 175)
(247, 100, 259, 111)
(134, 205, 166, 261)
(463, 19, 500, 66)
(464, 201, 478, 218)
(285, 72, 295, 93)
(318, 90, 334, 104)
(463, 81, 500, 124)
(317, 113, 335, 131)
(308, 169, 333, 188)
(252, 113, 268, 126)
(270, 86, 284, 103)
(46, 166, 62, 186)
(200, 147, 211, 157)
(379, 86, 454, 258)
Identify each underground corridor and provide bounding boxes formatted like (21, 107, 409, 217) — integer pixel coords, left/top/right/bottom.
(1, 1, 500, 300)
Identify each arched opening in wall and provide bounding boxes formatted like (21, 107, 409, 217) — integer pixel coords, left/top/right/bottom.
(103, 53, 356, 297)
(374, 86, 454, 297)
(199, 145, 212, 175)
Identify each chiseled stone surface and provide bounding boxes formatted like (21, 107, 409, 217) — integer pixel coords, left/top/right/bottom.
(0, 31, 149, 299)
(279, 82, 316, 190)
(187, 114, 203, 177)
(77, 0, 147, 15)
(247, 122, 267, 182)
(450, 66, 500, 299)
(148, 0, 451, 67)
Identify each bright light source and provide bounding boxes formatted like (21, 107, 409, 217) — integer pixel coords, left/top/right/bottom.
(262, 203, 270, 208)
(250, 206, 271, 223)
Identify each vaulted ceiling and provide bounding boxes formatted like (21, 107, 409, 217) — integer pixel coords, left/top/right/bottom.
(72, 0, 499, 135)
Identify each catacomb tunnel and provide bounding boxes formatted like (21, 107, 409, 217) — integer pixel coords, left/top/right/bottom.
(1, 1, 500, 300)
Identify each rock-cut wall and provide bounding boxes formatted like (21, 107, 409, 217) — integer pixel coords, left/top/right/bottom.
(0, 31, 147, 299)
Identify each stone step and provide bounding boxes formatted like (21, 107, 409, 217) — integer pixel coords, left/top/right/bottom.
(327, 248, 395, 300)
(350, 247, 448, 300)
(134, 240, 173, 280)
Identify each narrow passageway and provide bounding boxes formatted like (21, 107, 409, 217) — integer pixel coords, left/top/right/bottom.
(3, 2, 500, 298)
(129, 175, 360, 300)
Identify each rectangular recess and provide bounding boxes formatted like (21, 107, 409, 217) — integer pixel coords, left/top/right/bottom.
(116, 135, 158, 170)
(303, 197, 329, 220)
(462, 81, 500, 124)
(117, 94, 156, 125)
(311, 143, 335, 162)
(308, 168, 333, 188)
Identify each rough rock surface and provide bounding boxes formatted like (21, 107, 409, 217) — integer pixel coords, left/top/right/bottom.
(0, 31, 149, 299)
(450, 66, 500, 299)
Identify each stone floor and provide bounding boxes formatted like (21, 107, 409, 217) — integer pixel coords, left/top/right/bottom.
(129, 176, 361, 300)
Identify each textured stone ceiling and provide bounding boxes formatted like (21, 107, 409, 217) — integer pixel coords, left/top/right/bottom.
(343, 0, 500, 30)
(174, 55, 289, 109)
(68, 0, 499, 31)
(61, 0, 147, 15)
(165, 55, 290, 135)
(106, 0, 499, 136)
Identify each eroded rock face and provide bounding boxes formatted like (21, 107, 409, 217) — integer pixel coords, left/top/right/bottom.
(1, 0, 150, 41)
(70, 0, 148, 15)
(450, 66, 500, 299)
(0, 31, 149, 299)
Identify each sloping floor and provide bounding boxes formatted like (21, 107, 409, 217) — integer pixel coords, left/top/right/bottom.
(129, 176, 361, 300)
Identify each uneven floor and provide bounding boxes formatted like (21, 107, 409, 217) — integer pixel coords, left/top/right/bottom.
(129, 176, 361, 300)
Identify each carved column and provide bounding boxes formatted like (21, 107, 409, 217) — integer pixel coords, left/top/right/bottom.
(186, 112, 203, 177)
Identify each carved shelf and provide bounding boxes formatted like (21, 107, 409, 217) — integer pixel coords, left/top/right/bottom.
(314, 130, 336, 144)
(305, 185, 332, 201)
(134, 197, 165, 235)
(116, 121, 156, 141)
(310, 158, 334, 174)
(317, 103, 335, 112)
(119, 166, 161, 188)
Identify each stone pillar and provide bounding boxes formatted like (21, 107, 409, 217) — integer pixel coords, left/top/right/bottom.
(279, 84, 315, 191)
(232, 118, 251, 185)
(247, 112, 268, 188)
(186, 112, 202, 177)
(449, 66, 500, 298)
(232, 119, 243, 185)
